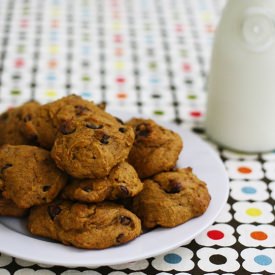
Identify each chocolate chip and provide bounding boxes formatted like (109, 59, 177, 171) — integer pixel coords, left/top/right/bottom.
(0, 164, 13, 174)
(23, 114, 32, 122)
(59, 121, 76, 135)
(119, 185, 129, 196)
(119, 127, 126, 133)
(100, 134, 110, 144)
(136, 123, 151, 137)
(82, 186, 92, 192)
(97, 102, 106, 110)
(119, 216, 132, 226)
(115, 117, 124, 125)
(16, 113, 23, 120)
(29, 134, 38, 142)
(168, 180, 182, 193)
(48, 204, 61, 220)
(42, 185, 51, 192)
(75, 105, 89, 116)
(86, 123, 103, 129)
(0, 112, 9, 121)
(116, 233, 124, 243)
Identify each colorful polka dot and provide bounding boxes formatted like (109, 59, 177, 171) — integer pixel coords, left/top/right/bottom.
(250, 231, 268, 241)
(190, 111, 202, 118)
(116, 77, 126, 84)
(238, 166, 252, 174)
(116, 92, 127, 99)
(246, 208, 262, 217)
(115, 48, 123, 56)
(187, 94, 197, 100)
(153, 110, 164, 116)
(242, 186, 257, 194)
(51, 19, 59, 28)
(48, 59, 58, 68)
(17, 45, 25, 53)
(207, 230, 224, 240)
(182, 63, 191, 72)
(164, 253, 182, 264)
(10, 89, 21, 95)
(45, 89, 57, 97)
(254, 255, 272, 266)
(49, 45, 59, 54)
(15, 58, 25, 68)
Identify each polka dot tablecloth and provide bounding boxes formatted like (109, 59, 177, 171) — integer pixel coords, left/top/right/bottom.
(0, 0, 275, 274)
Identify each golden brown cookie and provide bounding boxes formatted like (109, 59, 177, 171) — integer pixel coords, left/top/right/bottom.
(28, 201, 142, 249)
(62, 161, 143, 202)
(0, 101, 40, 146)
(132, 168, 211, 228)
(0, 194, 27, 217)
(0, 145, 67, 208)
(127, 118, 183, 178)
(23, 95, 120, 149)
(51, 120, 134, 179)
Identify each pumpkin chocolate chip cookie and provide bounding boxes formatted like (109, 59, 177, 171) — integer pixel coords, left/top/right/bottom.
(51, 120, 134, 179)
(132, 168, 211, 228)
(0, 145, 67, 208)
(23, 95, 120, 149)
(28, 201, 142, 249)
(127, 118, 183, 178)
(0, 101, 40, 146)
(62, 161, 143, 202)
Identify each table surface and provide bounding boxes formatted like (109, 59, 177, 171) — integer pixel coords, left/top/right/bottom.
(0, 0, 275, 274)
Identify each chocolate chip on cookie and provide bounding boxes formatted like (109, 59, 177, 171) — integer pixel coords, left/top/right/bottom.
(51, 123, 134, 179)
(0, 145, 67, 208)
(132, 168, 211, 228)
(0, 101, 40, 146)
(28, 201, 142, 249)
(62, 162, 143, 202)
(127, 118, 183, 178)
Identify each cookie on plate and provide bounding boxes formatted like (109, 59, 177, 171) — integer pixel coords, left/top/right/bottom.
(51, 120, 134, 179)
(132, 168, 211, 228)
(0, 101, 40, 146)
(127, 118, 183, 178)
(62, 161, 143, 203)
(0, 145, 67, 208)
(28, 201, 142, 249)
(23, 95, 121, 149)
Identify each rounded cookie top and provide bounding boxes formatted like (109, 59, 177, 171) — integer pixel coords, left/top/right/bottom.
(0, 145, 67, 208)
(132, 168, 211, 229)
(62, 161, 143, 202)
(28, 201, 142, 249)
(127, 118, 183, 178)
(23, 95, 120, 149)
(51, 120, 134, 179)
(0, 101, 40, 146)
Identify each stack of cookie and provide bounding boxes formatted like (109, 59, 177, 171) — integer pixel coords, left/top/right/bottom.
(0, 95, 210, 249)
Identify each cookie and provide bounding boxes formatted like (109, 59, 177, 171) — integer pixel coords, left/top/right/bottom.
(28, 201, 142, 249)
(62, 161, 143, 202)
(0, 145, 67, 208)
(127, 118, 183, 178)
(0, 101, 40, 146)
(51, 120, 134, 179)
(23, 95, 120, 149)
(132, 168, 211, 228)
(0, 194, 27, 217)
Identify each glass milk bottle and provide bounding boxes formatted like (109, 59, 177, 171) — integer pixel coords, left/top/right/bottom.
(205, 0, 275, 152)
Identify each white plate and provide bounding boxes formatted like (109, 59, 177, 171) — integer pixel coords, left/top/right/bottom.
(0, 111, 229, 267)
